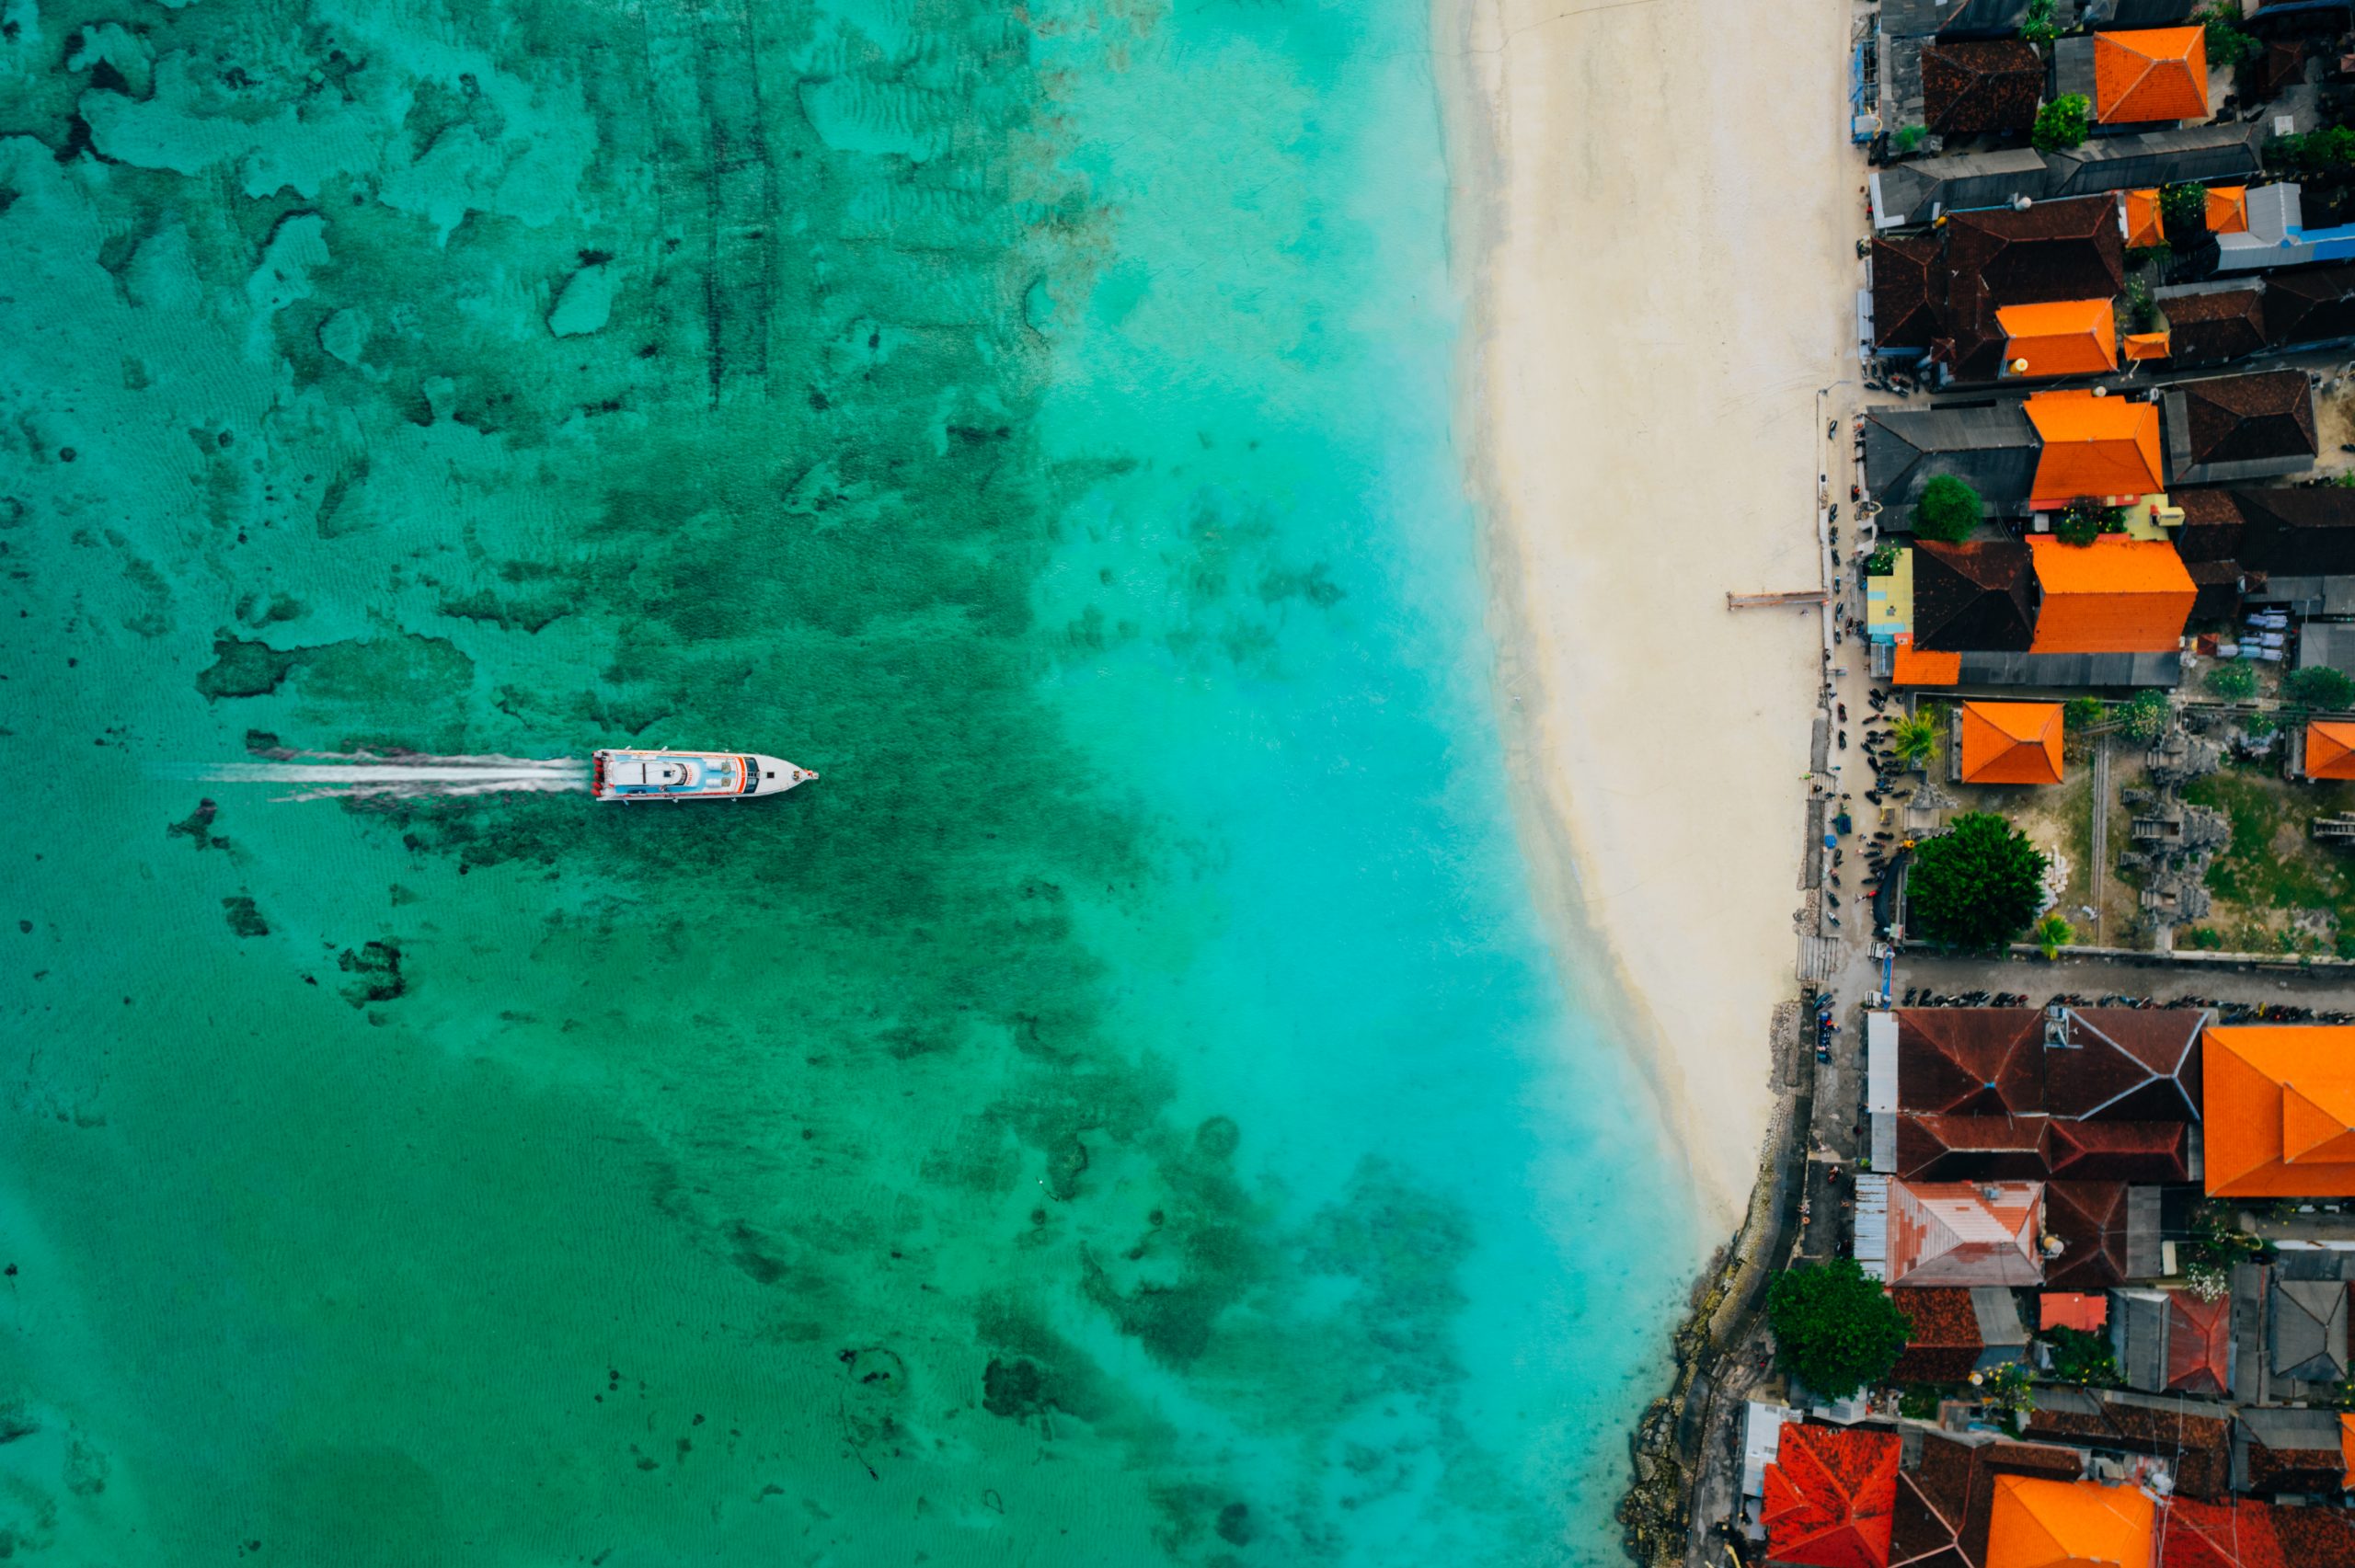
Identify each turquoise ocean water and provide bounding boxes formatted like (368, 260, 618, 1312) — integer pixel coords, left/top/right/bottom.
(0, 0, 1698, 1560)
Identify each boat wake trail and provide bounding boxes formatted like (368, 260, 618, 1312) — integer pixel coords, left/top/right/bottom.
(155, 751, 591, 802)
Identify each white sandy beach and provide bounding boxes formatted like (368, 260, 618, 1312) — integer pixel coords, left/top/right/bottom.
(1442, 0, 1858, 1228)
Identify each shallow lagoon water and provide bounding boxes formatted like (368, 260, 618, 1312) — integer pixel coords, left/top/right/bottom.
(0, 0, 1696, 1561)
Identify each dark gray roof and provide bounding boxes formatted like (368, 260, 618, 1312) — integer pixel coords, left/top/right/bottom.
(2112, 1288, 2172, 1392)
(2269, 1276, 2348, 1379)
(1874, 149, 2051, 229)
(2234, 1262, 2270, 1404)
(2053, 34, 2097, 104)
(1971, 1287, 2031, 1347)
(2125, 1185, 2164, 1279)
(2043, 122, 2269, 198)
(1954, 651, 2185, 687)
(1865, 404, 2039, 521)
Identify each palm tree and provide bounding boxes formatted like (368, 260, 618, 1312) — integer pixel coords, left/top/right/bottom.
(2035, 912, 2074, 959)
(1888, 711, 1940, 768)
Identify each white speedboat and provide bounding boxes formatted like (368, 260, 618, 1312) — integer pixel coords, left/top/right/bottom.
(591, 749, 817, 803)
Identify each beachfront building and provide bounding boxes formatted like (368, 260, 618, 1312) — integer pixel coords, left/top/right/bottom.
(1913, 542, 2037, 651)
(1923, 40, 2044, 140)
(1958, 701, 2064, 785)
(1864, 406, 2039, 526)
(2203, 1025, 2355, 1197)
(1882, 1179, 2045, 1287)
(1941, 203, 2128, 383)
(2161, 370, 2319, 487)
(1762, 1424, 1903, 1568)
(2027, 538, 2196, 657)
(1868, 125, 2265, 231)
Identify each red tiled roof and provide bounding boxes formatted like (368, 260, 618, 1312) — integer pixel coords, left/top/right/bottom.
(2159, 1498, 2287, 1568)
(2166, 1291, 2232, 1397)
(1766, 1425, 1905, 1568)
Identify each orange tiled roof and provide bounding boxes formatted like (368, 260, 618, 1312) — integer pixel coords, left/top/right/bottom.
(2123, 189, 2165, 249)
(1961, 702, 2065, 784)
(1893, 643, 1962, 687)
(2095, 28, 2209, 125)
(2342, 1413, 2355, 1491)
(2001, 300, 2120, 378)
(2025, 391, 2165, 508)
(2309, 721, 2355, 781)
(2203, 1025, 2355, 1197)
(2041, 1292, 2108, 1332)
(2028, 536, 2196, 654)
(1988, 1475, 2156, 1568)
(2207, 187, 2249, 235)
(2122, 331, 2171, 362)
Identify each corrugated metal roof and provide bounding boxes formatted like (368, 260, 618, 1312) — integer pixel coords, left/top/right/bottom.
(1857, 1173, 1891, 1280)
(1956, 650, 2184, 686)
(1868, 1012, 1899, 1115)
(2115, 1288, 2171, 1391)
(1873, 1112, 1898, 1174)
(1743, 1401, 1792, 1498)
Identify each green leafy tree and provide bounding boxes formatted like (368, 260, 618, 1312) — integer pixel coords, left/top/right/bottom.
(2036, 912, 2074, 958)
(2125, 276, 2158, 333)
(2160, 181, 2210, 245)
(2205, 659, 2257, 699)
(1976, 1362, 2039, 1428)
(1888, 710, 1941, 767)
(2200, 3, 2255, 69)
(2271, 124, 2355, 177)
(2021, 0, 2059, 44)
(1769, 1258, 1913, 1400)
(2045, 1327, 2122, 1387)
(1866, 544, 1899, 576)
(2122, 689, 2171, 741)
(2288, 665, 2355, 712)
(2064, 695, 2106, 732)
(2054, 498, 2127, 547)
(1906, 812, 2049, 949)
(2034, 95, 2091, 154)
(1913, 475, 1982, 543)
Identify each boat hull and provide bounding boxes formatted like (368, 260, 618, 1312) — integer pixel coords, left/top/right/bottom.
(591, 750, 817, 802)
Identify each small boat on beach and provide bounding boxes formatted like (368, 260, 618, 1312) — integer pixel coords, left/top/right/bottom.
(591, 749, 818, 803)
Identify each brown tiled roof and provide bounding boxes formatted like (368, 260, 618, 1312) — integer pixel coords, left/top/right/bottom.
(1898, 1009, 2047, 1115)
(1940, 200, 2127, 383)
(1892, 1436, 2084, 1568)
(2164, 290, 2266, 368)
(2234, 486, 2355, 577)
(1924, 40, 2045, 135)
(2264, 264, 2355, 349)
(2269, 1506, 2355, 1568)
(2045, 1119, 2190, 1183)
(1878, 236, 1947, 351)
(1892, 1287, 1988, 1383)
(1897, 1114, 2051, 1183)
(2159, 1497, 2287, 1568)
(2245, 1422, 2346, 1496)
(2043, 1007, 2203, 1123)
(2042, 1181, 2129, 1290)
(1913, 545, 2037, 654)
(2180, 371, 2318, 468)
(2173, 490, 2245, 563)
(2024, 1401, 2231, 1499)
(2188, 558, 2242, 622)
(2248, 38, 2312, 103)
